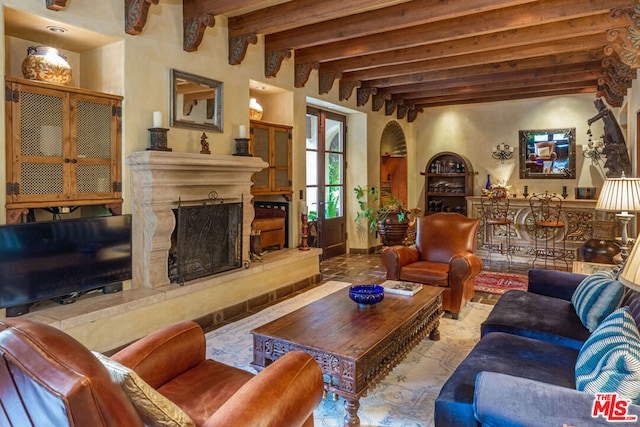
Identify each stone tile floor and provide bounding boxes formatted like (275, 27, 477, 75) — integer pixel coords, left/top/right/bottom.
(212, 251, 540, 331)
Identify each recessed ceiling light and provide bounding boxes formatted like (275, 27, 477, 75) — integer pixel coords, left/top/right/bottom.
(47, 26, 67, 33)
(256, 85, 266, 90)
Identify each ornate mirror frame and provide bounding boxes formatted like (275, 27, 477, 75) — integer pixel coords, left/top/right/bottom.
(519, 127, 576, 179)
(170, 69, 223, 132)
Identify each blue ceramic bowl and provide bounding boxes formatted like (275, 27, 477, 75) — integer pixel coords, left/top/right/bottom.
(349, 284, 384, 308)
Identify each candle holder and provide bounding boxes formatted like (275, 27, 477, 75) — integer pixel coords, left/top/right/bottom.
(561, 186, 568, 199)
(234, 137, 251, 156)
(147, 128, 172, 151)
(523, 186, 529, 198)
(299, 213, 310, 251)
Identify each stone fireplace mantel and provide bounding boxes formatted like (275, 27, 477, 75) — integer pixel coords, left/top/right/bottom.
(126, 151, 268, 288)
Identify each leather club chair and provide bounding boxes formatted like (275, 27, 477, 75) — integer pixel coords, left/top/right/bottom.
(381, 212, 483, 319)
(0, 318, 324, 427)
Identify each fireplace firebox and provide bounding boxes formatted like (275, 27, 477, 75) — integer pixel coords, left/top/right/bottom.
(168, 201, 243, 284)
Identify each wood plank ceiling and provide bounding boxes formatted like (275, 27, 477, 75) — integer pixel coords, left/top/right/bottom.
(75, 1, 640, 121)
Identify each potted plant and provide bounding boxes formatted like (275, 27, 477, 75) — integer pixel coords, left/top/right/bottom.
(354, 185, 409, 246)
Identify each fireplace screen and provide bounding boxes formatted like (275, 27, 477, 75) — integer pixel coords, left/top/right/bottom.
(169, 202, 242, 284)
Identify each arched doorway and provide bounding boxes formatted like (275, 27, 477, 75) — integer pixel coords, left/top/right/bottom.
(380, 121, 408, 206)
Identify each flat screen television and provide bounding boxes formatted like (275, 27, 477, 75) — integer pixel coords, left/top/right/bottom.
(0, 214, 132, 316)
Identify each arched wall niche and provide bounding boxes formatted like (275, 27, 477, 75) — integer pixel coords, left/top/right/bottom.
(380, 121, 408, 206)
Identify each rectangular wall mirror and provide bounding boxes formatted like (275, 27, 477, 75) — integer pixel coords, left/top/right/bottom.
(170, 69, 223, 132)
(519, 127, 576, 179)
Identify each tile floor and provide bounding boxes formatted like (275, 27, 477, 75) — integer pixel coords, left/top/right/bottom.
(318, 252, 533, 307)
(211, 251, 540, 331)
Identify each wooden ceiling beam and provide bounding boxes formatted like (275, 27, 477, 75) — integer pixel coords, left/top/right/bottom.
(383, 62, 604, 95)
(421, 87, 598, 108)
(393, 71, 600, 101)
(227, 0, 413, 38)
(317, 14, 619, 76)
(413, 84, 597, 107)
(361, 49, 606, 89)
(417, 87, 598, 108)
(289, 0, 629, 63)
(186, 0, 272, 16)
(336, 34, 608, 83)
(265, 0, 536, 51)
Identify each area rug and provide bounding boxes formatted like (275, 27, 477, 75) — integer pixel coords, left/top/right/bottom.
(474, 271, 528, 295)
(205, 280, 492, 426)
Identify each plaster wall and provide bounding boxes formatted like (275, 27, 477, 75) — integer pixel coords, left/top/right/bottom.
(414, 94, 612, 212)
(0, 0, 636, 251)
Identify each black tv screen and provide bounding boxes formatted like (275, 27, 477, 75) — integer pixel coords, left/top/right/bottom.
(0, 214, 132, 311)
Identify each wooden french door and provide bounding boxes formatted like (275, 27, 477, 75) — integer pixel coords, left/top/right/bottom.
(305, 107, 346, 259)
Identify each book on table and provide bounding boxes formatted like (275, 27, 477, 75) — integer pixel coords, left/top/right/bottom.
(383, 280, 423, 296)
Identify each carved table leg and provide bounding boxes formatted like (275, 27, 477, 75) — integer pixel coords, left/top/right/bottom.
(430, 326, 441, 341)
(343, 398, 360, 427)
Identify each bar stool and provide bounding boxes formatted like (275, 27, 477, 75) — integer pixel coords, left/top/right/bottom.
(481, 194, 512, 265)
(529, 192, 567, 269)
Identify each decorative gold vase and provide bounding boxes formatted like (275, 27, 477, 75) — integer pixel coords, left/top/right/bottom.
(22, 46, 72, 85)
(249, 97, 263, 120)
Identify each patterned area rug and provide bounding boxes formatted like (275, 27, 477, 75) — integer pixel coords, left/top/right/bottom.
(205, 280, 492, 426)
(474, 271, 528, 295)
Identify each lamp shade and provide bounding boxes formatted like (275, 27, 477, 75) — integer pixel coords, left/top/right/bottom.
(620, 234, 640, 292)
(595, 173, 640, 214)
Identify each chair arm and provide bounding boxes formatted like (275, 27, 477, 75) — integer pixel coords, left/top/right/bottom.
(474, 371, 640, 426)
(449, 251, 483, 284)
(202, 351, 324, 427)
(381, 245, 420, 279)
(112, 320, 205, 389)
(528, 269, 587, 301)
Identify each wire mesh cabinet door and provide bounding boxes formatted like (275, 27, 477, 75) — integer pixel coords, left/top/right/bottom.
(5, 77, 123, 217)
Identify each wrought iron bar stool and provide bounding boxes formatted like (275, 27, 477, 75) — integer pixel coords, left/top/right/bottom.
(481, 194, 513, 265)
(529, 191, 568, 269)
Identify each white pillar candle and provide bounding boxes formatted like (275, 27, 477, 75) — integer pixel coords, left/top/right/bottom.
(239, 125, 247, 138)
(153, 111, 162, 128)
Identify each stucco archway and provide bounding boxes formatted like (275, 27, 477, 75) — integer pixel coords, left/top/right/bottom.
(380, 121, 408, 205)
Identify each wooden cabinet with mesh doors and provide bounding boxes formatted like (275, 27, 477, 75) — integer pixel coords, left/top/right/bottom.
(250, 120, 292, 199)
(422, 151, 474, 216)
(5, 77, 123, 223)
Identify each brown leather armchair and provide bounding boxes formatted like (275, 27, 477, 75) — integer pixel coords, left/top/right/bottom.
(381, 212, 482, 319)
(0, 318, 324, 427)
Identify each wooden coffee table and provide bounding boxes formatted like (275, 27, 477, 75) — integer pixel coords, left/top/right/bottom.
(251, 285, 443, 426)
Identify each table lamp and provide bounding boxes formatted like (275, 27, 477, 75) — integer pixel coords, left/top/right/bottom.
(595, 172, 640, 257)
(619, 232, 640, 291)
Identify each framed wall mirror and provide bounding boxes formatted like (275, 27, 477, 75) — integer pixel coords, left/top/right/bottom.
(519, 127, 576, 179)
(170, 69, 223, 132)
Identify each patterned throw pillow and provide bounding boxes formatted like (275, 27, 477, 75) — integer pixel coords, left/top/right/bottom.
(92, 351, 195, 427)
(575, 307, 640, 404)
(572, 271, 624, 332)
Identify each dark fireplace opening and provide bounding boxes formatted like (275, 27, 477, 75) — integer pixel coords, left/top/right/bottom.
(168, 202, 243, 284)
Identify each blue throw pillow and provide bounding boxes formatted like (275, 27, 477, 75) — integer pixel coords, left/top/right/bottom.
(575, 307, 640, 404)
(572, 272, 624, 332)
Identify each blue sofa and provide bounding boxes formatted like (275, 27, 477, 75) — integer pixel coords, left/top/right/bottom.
(434, 269, 640, 426)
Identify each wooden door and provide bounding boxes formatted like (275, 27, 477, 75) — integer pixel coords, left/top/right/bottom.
(306, 107, 346, 259)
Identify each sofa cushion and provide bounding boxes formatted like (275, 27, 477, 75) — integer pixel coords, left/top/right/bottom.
(434, 332, 579, 426)
(93, 351, 195, 427)
(575, 307, 640, 404)
(481, 290, 590, 350)
(572, 272, 624, 332)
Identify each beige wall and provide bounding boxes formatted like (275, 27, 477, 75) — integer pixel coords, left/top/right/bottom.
(414, 94, 612, 209)
(1, 0, 635, 253)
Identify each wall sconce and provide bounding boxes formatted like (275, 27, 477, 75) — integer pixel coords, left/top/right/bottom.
(584, 128, 604, 164)
(491, 143, 514, 163)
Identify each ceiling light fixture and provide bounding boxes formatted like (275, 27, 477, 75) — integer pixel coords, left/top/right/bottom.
(46, 26, 67, 33)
